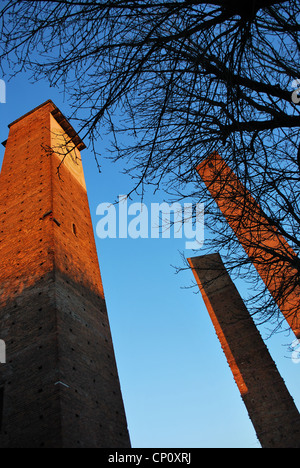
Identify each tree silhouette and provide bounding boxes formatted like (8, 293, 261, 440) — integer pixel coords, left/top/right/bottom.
(0, 0, 299, 332)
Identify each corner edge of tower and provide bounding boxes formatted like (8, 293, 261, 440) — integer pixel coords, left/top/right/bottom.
(7, 99, 86, 151)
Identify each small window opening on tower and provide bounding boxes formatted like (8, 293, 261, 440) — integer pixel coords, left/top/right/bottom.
(72, 223, 77, 236)
(42, 210, 53, 220)
(53, 218, 61, 227)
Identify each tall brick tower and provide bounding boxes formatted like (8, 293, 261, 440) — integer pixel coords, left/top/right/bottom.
(0, 100, 131, 448)
(189, 253, 300, 448)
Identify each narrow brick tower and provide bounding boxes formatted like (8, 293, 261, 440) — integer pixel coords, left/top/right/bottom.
(197, 152, 300, 338)
(189, 253, 300, 448)
(0, 100, 131, 448)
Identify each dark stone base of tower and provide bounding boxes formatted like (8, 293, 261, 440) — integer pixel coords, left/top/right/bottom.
(0, 274, 130, 448)
(189, 253, 300, 449)
(0, 101, 131, 448)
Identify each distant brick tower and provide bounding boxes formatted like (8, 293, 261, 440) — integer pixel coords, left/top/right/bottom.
(197, 152, 300, 338)
(0, 100, 131, 448)
(189, 253, 300, 448)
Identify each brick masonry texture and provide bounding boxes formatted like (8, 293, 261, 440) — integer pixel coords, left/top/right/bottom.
(0, 100, 131, 448)
(189, 253, 300, 448)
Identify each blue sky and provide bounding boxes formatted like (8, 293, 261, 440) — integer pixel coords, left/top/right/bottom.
(1, 71, 300, 448)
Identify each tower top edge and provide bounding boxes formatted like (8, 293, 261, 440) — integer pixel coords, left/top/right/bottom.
(7, 99, 86, 151)
(187, 252, 223, 267)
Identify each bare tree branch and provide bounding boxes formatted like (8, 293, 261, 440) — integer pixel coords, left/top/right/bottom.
(0, 0, 300, 332)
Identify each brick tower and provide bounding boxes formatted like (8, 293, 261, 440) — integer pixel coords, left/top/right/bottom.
(197, 152, 300, 338)
(189, 253, 300, 448)
(0, 100, 131, 448)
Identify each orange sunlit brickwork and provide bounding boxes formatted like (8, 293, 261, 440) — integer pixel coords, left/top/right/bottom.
(197, 152, 300, 338)
(0, 100, 130, 448)
(189, 253, 300, 448)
